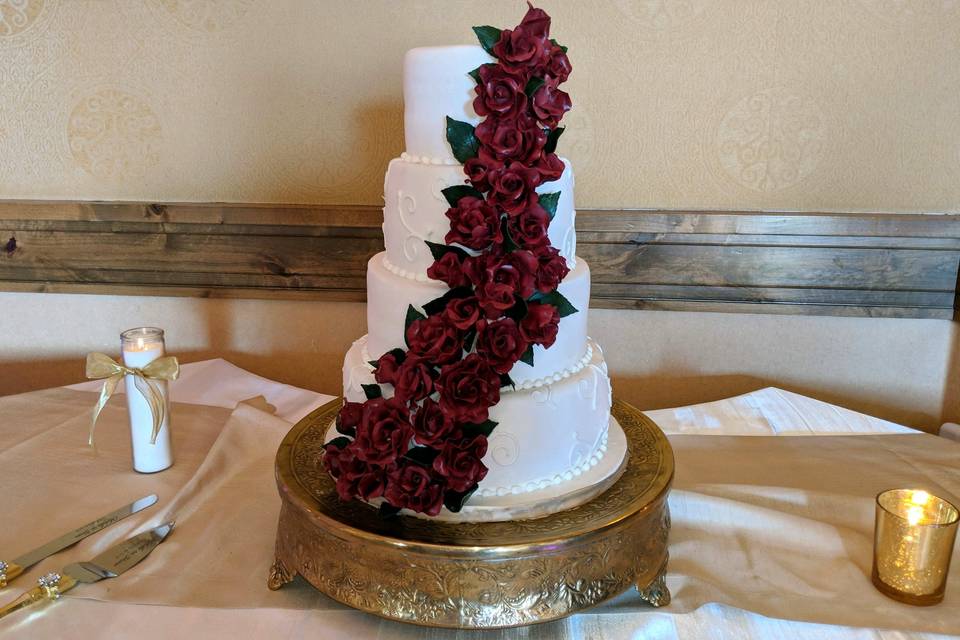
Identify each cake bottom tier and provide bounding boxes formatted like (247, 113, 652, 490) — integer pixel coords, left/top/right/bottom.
(341, 336, 617, 517)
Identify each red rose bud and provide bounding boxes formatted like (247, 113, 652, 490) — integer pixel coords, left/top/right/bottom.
(507, 204, 550, 250)
(535, 151, 566, 182)
(532, 79, 572, 128)
(392, 357, 436, 403)
(476, 318, 530, 374)
(546, 44, 571, 83)
(432, 435, 489, 492)
(475, 114, 546, 164)
(405, 314, 464, 365)
(492, 25, 549, 77)
(474, 64, 527, 118)
(488, 160, 542, 216)
(436, 353, 501, 425)
(444, 196, 503, 251)
(373, 352, 402, 385)
(534, 245, 570, 293)
(412, 398, 462, 447)
(520, 302, 560, 348)
(353, 398, 413, 466)
(337, 401, 363, 430)
(427, 251, 470, 288)
(442, 295, 482, 330)
(385, 462, 446, 516)
(519, 2, 551, 40)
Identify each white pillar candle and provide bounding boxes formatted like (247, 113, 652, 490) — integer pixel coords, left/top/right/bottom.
(121, 327, 174, 473)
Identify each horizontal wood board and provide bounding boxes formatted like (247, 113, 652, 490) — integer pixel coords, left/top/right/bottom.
(1, 201, 958, 319)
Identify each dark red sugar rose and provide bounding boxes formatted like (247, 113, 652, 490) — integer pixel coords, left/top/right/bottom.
(412, 398, 461, 447)
(352, 398, 413, 466)
(473, 64, 527, 119)
(487, 160, 542, 216)
(444, 196, 503, 250)
(475, 114, 546, 165)
(406, 314, 463, 365)
(463, 149, 502, 192)
(545, 44, 571, 83)
(433, 435, 489, 492)
(507, 203, 550, 249)
(533, 245, 570, 293)
(492, 7, 550, 77)
(385, 462, 446, 516)
(442, 295, 481, 330)
(436, 353, 501, 424)
(392, 357, 436, 403)
(323, 441, 392, 502)
(532, 79, 572, 128)
(336, 401, 363, 432)
(535, 151, 565, 182)
(373, 351, 402, 385)
(476, 318, 529, 374)
(427, 251, 470, 288)
(467, 249, 539, 318)
(520, 302, 560, 348)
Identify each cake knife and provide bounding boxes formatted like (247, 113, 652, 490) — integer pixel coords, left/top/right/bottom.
(0, 493, 158, 588)
(0, 522, 173, 620)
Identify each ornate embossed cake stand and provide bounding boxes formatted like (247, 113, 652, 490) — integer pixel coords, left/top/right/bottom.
(268, 398, 673, 629)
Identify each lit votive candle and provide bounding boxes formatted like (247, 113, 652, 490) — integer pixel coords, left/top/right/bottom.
(121, 327, 174, 473)
(872, 488, 959, 605)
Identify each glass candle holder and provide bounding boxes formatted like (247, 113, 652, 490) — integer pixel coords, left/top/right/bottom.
(121, 327, 174, 473)
(872, 488, 959, 605)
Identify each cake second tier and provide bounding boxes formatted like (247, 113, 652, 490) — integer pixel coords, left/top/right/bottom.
(365, 251, 591, 388)
(382, 156, 577, 281)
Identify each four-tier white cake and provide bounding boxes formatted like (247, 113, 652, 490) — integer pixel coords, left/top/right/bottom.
(337, 45, 627, 521)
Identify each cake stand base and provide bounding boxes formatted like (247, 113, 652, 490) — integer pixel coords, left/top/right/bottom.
(269, 398, 674, 629)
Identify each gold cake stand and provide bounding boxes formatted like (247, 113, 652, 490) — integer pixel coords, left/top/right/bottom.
(268, 398, 674, 629)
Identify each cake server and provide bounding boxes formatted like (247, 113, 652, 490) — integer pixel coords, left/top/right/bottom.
(0, 493, 158, 588)
(0, 522, 173, 620)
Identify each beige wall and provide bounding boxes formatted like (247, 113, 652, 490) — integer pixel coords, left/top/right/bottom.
(2, 1, 958, 429)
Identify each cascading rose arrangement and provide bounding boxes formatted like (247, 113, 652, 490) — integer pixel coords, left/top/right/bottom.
(324, 4, 574, 517)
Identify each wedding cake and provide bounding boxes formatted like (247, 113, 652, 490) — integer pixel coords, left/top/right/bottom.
(325, 5, 627, 521)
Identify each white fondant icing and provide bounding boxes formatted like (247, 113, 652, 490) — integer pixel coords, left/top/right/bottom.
(342, 337, 612, 499)
(403, 45, 493, 161)
(365, 252, 592, 386)
(382, 157, 577, 280)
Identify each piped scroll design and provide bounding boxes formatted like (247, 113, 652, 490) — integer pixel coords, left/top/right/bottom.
(397, 189, 433, 262)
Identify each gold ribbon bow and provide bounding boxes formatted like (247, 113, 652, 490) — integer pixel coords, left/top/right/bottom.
(85, 352, 180, 447)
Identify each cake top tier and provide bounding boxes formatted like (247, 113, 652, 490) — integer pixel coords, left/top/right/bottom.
(403, 45, 492, 163)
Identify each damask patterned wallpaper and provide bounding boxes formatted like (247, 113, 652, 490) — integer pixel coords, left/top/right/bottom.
(0, 0, 957, 211)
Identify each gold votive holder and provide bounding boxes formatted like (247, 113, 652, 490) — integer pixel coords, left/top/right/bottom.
(872, 489, 959, 605)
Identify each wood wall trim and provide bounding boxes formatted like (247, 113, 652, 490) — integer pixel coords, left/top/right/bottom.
(1, 200, 958, 319)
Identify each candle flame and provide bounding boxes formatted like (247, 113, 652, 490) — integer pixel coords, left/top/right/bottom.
(906, 505, 925, 526)
(909, 490, 930, 506)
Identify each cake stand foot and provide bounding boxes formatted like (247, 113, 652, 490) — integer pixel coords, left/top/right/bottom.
(267, 557, 296, 591)
(636, 559, 670, 607)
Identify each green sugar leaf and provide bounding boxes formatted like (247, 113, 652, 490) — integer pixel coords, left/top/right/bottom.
(446, 116, 479, 164)
(473, 26, 503, 54)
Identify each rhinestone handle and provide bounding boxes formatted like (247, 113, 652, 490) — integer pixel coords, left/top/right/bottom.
(0, 573, 78, 620)
(0, 561, 23, 588)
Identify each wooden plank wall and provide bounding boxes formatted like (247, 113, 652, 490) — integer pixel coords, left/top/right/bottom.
(1, 201, 958, 319)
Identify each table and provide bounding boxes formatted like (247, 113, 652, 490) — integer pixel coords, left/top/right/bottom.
(1, 359, 957, 639)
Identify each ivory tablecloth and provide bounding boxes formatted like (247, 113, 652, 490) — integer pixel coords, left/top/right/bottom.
(1, 360, 957, 639)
